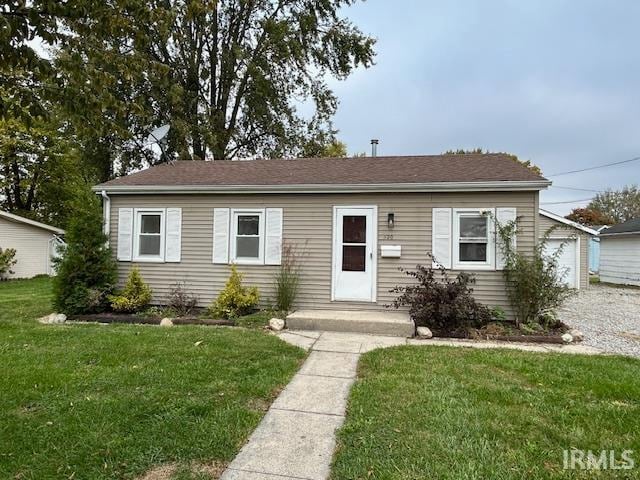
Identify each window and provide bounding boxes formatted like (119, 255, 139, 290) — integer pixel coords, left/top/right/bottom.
(133, 209, 165, 261)
(453, 210, 493, 269)
(231, 210, 264, 264)
(342, 215, 367, 271)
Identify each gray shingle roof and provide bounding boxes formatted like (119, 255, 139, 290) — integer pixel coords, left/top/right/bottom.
(600, 217, 640, 235)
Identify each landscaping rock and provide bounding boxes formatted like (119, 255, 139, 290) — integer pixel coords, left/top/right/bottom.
(568, 329, 583, 342)
(269, 318, 285, 331)
(416, 326, 433, 338)
(561, 333, 573, 344)
(160, 318, 174, 327)
(38, 313, 66, 324)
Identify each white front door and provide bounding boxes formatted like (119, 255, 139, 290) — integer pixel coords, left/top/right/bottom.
(332, 206, 377, 301)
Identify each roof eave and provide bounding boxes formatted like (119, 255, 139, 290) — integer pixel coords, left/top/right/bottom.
(93, 180, 552, 195)
(599, 231, 640, 237)
(0, 211, 65, 234)
(538, 209, 599, 235)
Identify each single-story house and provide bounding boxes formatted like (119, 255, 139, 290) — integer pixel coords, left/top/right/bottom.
(93, 154, 552, 320)
(0, 210, 65, 278)
(538, 209, 597, 289)
(599, 218, 640, 286)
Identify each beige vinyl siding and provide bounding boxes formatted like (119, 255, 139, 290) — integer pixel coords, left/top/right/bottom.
(0, 217, 56, 278)
(538, 214, 590, 289)
(109, 192, 538, 318)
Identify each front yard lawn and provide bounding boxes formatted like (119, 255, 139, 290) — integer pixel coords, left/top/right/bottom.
(332, 346, 640, 479)
(0, 277, 306, 479)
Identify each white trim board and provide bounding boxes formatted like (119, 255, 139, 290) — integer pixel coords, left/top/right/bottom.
(539, 209, 598, 236)
(0, 210, 64, 235)
(94, 180, 551, 195)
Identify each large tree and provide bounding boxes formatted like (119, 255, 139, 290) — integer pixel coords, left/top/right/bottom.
(55, 0, 375, 177)
(565, 207, 614, 226)
(587, 185, 640, 224)
(0, 111, 88, 229)
(443, 148, 542, 175)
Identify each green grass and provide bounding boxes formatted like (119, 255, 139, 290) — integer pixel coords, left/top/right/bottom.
(331, 346, 640, 480)
(589, 274, 600, 284)
(0, 277, 306, 479)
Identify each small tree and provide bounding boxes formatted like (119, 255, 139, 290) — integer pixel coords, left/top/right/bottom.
(496, 218, 574, 327)
(0, 247, 17, 279)
(109, 267, 152, 313)
(52, 194, 117, 314)
(208, 264, 259, 319)
(274, 241, 303, 313)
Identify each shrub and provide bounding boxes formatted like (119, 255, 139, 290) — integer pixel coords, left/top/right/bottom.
(496, 218, 575, 327)
(208, 264, 259, 319)
(274, 241, 303, 312)
(109, 267, 153, 313)
(388, 258, 492, 332)
(168, 281, 199, 316)
(0, 247, 17, 279)
(53, 194, 117, 314)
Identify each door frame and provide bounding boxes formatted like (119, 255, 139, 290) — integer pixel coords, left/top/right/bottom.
(331, 205, 378, 302)
(543, 235, 581, 289)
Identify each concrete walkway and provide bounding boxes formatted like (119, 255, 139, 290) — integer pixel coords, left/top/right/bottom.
(221, 330, 601, 480)
(220, 331, 405, 480)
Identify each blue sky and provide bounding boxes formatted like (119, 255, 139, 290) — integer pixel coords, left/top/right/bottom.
(329, 0, 640, 214)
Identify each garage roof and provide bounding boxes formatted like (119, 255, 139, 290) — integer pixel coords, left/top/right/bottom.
(0, 210, 64, 235)
(600, 217, 640, 236)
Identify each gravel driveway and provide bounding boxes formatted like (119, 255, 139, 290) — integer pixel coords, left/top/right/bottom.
(559, 284, 640, 357)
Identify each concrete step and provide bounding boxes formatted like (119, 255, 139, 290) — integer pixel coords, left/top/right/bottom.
(286, 310, 415, 337)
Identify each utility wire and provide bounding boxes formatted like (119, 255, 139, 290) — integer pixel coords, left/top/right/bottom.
(551, 185, 602, 193)
(547, 155, 640, 177)
(540, 197, 594, 205)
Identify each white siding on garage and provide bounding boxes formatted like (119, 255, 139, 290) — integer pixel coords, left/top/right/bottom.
(600, 236, 640, 286)
(538, 214, 590, 289)
(0, 217, 58, 278)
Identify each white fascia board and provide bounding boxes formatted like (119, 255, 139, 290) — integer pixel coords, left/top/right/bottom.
(0, 210, 65, 235)
(539, 209, 599, 236)
(93, 180, 552, 195)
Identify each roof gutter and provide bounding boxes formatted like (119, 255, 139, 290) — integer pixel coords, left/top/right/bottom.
(599, 231, 640, 237)
(92, 180, 552, 195)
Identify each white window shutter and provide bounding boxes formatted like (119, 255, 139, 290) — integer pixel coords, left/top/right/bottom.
(117, 208, 133, 261)
(213, 208, 230, 264)
(165, 208, 182, 262)
(432, 208, 452, 269)
(496, 207, 517, 269)
(265, 208, 283, 265)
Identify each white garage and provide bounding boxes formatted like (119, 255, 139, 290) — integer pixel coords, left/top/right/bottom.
(538, 210, 597, 289)
(0, 210, 65, 279)
(543, 237, 580, 288)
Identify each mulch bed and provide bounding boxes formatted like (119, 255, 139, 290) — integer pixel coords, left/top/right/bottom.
(71, 312, 234, 326)
(429, 321, 577, 344)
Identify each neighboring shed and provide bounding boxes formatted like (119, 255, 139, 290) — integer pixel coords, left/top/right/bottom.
(538, 210, 597, 289)
(0, 211, 65, 278)
(599, 217, 640, 286)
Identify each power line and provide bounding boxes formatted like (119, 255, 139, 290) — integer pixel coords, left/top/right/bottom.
(551, 185, 602, 193)
(547, 155, 640, 177)
(540, 197, 594, 205)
